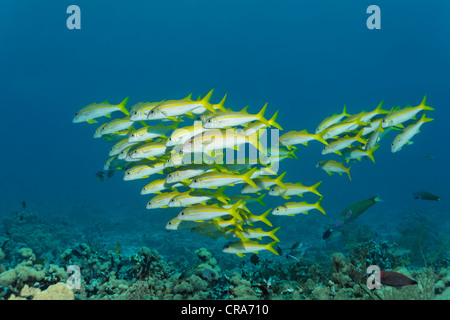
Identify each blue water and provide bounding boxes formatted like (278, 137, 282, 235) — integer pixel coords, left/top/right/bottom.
(1, 1, 449, 268)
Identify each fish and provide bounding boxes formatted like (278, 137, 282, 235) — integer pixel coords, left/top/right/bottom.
(272, 197, 326, 216)
(363, 121, 384, 151)
(412, 191, 440, 201)
(333, 196, 381, 227)
(279, 129, 328, 147)
(146, 191, 180, 209)
(269, 181, 322, 198)
(321, 114, 367, 140)
(203, 102, 283, 130)
(129, 101, 162, 121)
(321, 129, 367, 155)
(128, 142, 168, 160)
(73, 97, 130, 124)
(250, 254, 260, 265)
(222, 240, 279, 257)
(100, 117, 135, 135)
(166, 121, 207, 147)
(168, 186, 229, 207)
(341, 145, 380, 163)
(382, 95, 434, 128)
(182, 128, 267, 156)
(177, 200, 244, 221)
(240, 172, 288, 193)
(315, 105, 350, 134)
(316, 160, 352, 181)
(95, 171, 105, 181)
(141, 178, 181, 195)
(128, 122, 179, 143)
(189, 167, 259, 189)
(359, 100, 389, 123)
(233, 226, 281, 242)
(165, 218, 203, 230)
(147, 90, 216, 120)
(123, 162, 165, 181)
(109, 138, 140, 156)
(391, 113, 433, 153)
(378, 270, 418, 287)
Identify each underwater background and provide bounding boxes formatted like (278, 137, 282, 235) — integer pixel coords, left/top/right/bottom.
(0, 0, 449, 300)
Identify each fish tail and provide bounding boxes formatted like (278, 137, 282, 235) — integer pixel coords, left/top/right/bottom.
(375, 99, 389, 114)
(213, 93, 227, 112)
(247, 131, 267, 155)
(214, 186, 229, 204)
(420, 112, 434, 123)
(373, 196, 383, 202)
(267, 110, 283, 130)
(346, 166, 352, 181)
(201, 89, 215, 112)
(288, 147, 299, 160)
(257, 209, 273, 227)
(118, 96, 130, 116)
(256, 194, 266, 206)
(241, 167, 258, 189)
(268, 226, 281, 242)
(354, 128, 367, 145)
(255, 103, 272, 128)
(314, 196, 326, 215)
(366, 145, 380, 163)
(264, 240, 280, 256)
(229, 200, 244, 220)
(342, 104, 351, 117)
(310, 181, 323, 196)
(273, 171, 287, 189)
(419, 94, 435, 111)
(314, 131, 329, 145)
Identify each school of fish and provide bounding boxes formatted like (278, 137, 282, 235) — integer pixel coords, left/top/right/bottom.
(73, 91, 434, 257)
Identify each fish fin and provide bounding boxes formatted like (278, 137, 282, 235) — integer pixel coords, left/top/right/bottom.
(419, 94, 434, 111)
(182, 93, 192, 101)
(241, 167, 258, 189)
(229, 200, 244, 220)
(366, 145, 380, 163)
(346, 166, 352, 181)
(314, 196, 326, 215)
(268, 110, 283, 130)
(255, 103, 272, 128)
(247, 131, 266, 155)
(354, 128, 367, 145)
(214, 186, 229, 204)
(310, 181, 323, 196)
(256, 194, 266, 206)
(213, 94, 227, 112)
(236, 253, 246, 258)
(315, 132, 329, 145)
(374, 99, 389, 114)
(265, 240, 280, 256)
(200, 89, 215, 112)
(118, 96, 130, 116)
(269, 226, 281, 242)
(259, 209, 273, 227)
(273, 171, 287, 189)
(87, 119, 98, 124)
(419, 112, 434, 123)
(342, 104, 350, 117)
(105, 114, 111, 118)
(240, 105, 249, 113)
(282, 196, 291, 200)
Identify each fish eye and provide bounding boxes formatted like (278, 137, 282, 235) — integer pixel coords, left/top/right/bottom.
(75, 113, 78, 116)
(181, 211, 185, 215)
(126, 172, 130, 175)
(193, 179, 197, 183)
